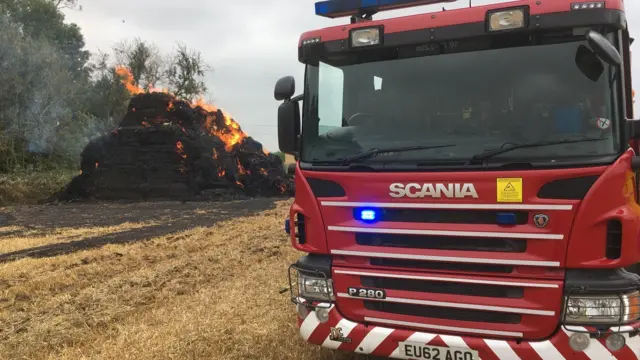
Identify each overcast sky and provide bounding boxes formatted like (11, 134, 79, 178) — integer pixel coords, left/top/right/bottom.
(64, 0, 639, 152)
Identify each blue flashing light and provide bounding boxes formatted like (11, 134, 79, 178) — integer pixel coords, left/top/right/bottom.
(360, 209, 377, 221)
(315, 0, 455, 18)
(356, 208, 380, 222)
(496, 212, 517, 225)
(285, 218, 291, 234)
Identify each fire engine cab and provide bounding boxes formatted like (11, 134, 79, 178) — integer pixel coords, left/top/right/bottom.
(275, 0, 640, 358)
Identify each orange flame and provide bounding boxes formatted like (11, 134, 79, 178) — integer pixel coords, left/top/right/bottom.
(236, 159, 247, 175)
(116, 66, 252, 153)
(218, 168, 226, 177)
(176, 141, 187, 159)
(200, 106, 248, 152)
(115, 65, 276, 180)
(114, 66, 142, 95)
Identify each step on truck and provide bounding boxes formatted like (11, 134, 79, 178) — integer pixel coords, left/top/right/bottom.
(274, 0, 640, 358)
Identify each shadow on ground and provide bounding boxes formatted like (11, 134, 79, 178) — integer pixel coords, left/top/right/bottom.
(0, 198, 280, 263)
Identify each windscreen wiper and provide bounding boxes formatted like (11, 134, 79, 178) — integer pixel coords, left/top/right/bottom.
(341, 144, 456, 165)
(468, 137, 609, 165)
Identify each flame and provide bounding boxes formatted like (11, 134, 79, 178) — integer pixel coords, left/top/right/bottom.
(114, 66, 142, 95)
(200, 107, 248, 152)
(193, 97, 217, 113)
(95, 162, 99, 168)
(115, 66, 253, 153)
(236, 159, 247, 175)
(114, 65, 285, 189)
(116, 65, 170, 94)
(176, 141, 187, 159)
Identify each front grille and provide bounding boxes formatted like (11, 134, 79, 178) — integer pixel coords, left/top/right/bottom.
(332, 202, 564, 338)
(370, 258, 514, 274)
(364, 301, 522, 324)
(353, 208, 529, 224)
(357, 233, 527, 253)
(361, 276, 524, 298)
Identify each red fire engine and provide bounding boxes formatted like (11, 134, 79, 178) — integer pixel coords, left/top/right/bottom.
(275, 0, 640, 358)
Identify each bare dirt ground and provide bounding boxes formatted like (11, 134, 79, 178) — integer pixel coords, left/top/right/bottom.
(0, 199, 371, 360)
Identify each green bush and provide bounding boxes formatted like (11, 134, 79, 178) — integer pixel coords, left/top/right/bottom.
(273, 151, 286, 163)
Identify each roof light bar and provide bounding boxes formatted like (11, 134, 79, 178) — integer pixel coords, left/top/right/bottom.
(315, 0, 457, 19)
(571, 2, 605, 10)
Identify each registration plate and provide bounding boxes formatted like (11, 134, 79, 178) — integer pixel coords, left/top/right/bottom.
(398, 341, 479, 360)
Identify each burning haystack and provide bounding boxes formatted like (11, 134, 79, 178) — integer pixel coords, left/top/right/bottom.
(53, 75, 293, 201)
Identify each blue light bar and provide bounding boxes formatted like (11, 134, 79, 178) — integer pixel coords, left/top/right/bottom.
(315, 0, 456, 19)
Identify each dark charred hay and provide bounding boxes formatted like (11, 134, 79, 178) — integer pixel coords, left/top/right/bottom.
(51, 93, 294, 202)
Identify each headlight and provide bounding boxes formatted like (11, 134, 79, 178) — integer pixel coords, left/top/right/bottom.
(298, 273, 334, 301)
(350, 27, 381, 48)
(487, 8, 525, 32)
(564, 291, 640, 324)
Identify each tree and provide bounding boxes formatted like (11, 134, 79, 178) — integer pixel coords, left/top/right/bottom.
(273, 152, 286, 163)
(83, 51, 131, 131)
(0, 11, 81, 169)
(50, 0, 81, 10)
(165, 43, 211, 100)
(1, 0, 90, 79)
(113, 38, 164, 88)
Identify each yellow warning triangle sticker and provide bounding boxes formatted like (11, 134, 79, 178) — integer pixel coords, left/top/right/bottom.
(503, 182, 516, 191)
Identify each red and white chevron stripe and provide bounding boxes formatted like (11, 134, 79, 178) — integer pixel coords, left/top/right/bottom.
(297, 304, 640, 359)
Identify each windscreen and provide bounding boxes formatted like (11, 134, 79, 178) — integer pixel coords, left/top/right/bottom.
(300, 31, 622, 166)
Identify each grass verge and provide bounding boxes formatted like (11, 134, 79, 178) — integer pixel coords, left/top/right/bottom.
(0, 169, 76, 206)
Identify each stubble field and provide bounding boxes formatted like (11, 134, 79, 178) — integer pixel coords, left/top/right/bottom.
(0, 199, 372, 360)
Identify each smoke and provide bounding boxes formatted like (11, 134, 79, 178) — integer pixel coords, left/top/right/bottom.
(0, 13, 77, 160)
(0, 11, 124, 169)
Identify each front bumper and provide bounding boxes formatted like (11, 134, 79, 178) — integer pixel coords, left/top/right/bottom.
(297, 303, 640, 359)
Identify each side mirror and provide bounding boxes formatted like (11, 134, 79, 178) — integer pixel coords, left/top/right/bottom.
(625, 119, 640, 139)
(278, 100, 300, 155)
(625, 119, 640, 171)
(586, 30, 622, 66)
(274, 76, 296, 101)
(575, 45, 604, 82)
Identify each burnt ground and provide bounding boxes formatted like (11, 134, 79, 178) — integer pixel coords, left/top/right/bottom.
(0, 198, 278, 263)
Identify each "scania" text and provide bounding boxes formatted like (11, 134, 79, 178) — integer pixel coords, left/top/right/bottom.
(389, 183, 478, 199)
